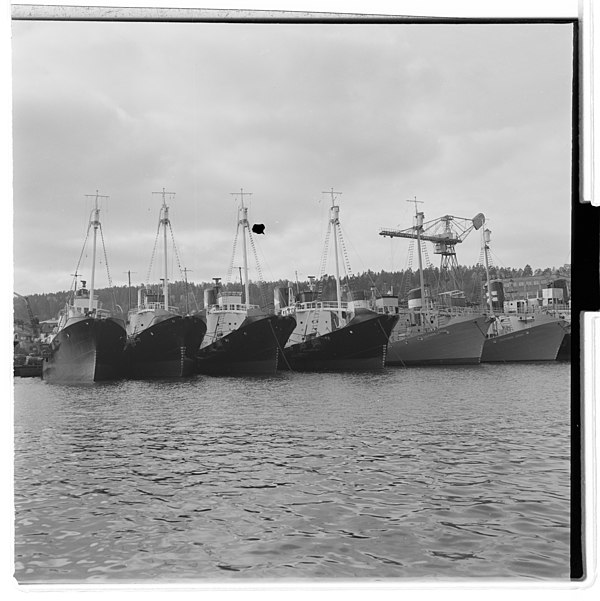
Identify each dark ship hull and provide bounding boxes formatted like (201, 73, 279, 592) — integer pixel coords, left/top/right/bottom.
(386, 314, 488, 366)
(42, 317, 126, 384)
(481, 320, 566, 362)
(280, 310, 398, 372)
(125, 315, 207, 378)
(196, 314, 296, 375)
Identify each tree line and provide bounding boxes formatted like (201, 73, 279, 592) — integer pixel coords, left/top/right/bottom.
(14, 263, 571, 325)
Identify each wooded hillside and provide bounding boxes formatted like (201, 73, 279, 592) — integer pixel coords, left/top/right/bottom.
(14, 263, 571, 324)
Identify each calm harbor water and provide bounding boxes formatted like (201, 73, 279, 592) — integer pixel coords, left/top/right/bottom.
(14, 363, 571, 584)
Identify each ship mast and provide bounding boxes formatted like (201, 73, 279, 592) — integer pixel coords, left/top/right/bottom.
(323, 188, 343, 311)
(231, 188, 252, 309)
(153, 188, 175, 312)
(84, 190, 108, 313)
(482, 227, 494, 316)
(407, 196, 427, 311)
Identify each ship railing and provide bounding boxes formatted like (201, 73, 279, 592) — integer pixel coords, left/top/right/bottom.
(429, 304, 484, 317)
(279, 300, 348, 315)
(297, 301, 348, 311)
(139, 301, 166, 311)
(210, 303, 260, 312)
(128, 302, 181, 314)
(541, 307, 571, 320)
(503, 303, 570, 315)
(377, 304, 483, 318)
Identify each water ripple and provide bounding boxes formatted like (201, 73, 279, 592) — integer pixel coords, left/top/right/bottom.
(14, 364, 570, 582)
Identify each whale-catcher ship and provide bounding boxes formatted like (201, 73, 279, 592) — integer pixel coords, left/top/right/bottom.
(124, 189, 206, 378)
(196, 189, 296, 375)
(478, 228, 567, 362)
(42, 191, 127, 383)
(277, 190, 398, 371)
(379, 206, 489, 365)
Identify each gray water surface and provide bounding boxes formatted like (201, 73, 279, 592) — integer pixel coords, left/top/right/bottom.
(14, 363, 571, 583)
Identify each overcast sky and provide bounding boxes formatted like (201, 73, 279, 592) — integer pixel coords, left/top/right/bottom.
(11, 10, 575, 295)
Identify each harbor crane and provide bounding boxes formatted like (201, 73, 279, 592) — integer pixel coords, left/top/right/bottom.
(13, 292, 40, 338)
(380, 208, 485, 292)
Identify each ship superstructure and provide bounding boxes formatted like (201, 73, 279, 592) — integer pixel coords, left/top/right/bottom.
(124, 189, 206, 378)
(43, 191, 126, 383)
(378, 202, 488, 365)
(278, 190, 398, 371)
(196, 189, 295, 375)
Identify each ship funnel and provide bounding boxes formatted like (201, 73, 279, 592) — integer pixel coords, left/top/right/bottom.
(274, 287, 290, 311)
(472, 213, 485, 230)
(204, 287, 217, 308)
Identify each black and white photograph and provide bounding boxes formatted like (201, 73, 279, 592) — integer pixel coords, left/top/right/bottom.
(7, 0, 595, 592)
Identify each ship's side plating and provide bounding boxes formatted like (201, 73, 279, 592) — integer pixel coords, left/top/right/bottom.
(280, 307, 398, 371)
(125, 312, 206, 378)
(123, 189, 207, 378)
(43, 316, 126, 383)
(481, 314, 567, 362)
(197, 312, 295, 375)
(43, 191, 127, 384)
(385, 312, 488, 366)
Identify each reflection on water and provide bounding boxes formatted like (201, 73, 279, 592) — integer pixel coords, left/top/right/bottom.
(14, 363, 570, 582)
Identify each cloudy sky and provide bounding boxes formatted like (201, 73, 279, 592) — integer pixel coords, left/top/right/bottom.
(10, 3, 575, 296)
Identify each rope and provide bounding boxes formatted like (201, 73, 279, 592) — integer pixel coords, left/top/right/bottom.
(99, 223, 121, 312)
(226, 222, 240, 285)
(316, 221, 332, 299)
(98, 224, 113, 288)
(268, 317, 295, 372)
(167, 222, 185, 278)
(247, 229, 269, 309)
(337, 224, 354, 280)
(421, 240, 432, 268)
(318, 221, 332, 281)
(145, 221, 162, 285)
(400, 239, 414, 297)
(72, 219, 92, 293)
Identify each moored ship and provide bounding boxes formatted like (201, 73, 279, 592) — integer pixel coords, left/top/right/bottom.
(124, 189, 206, 378)
(278, 191, 398, 371)
(277, 287, 398, 371)
(43, 192, 126, 384)
(196, 189, 295, 375)
(125, 287, 206, 378)
(197, 282, 295, 375)
(375, 289, 489, 366)
(479, 228, 567, 362)
(379, 205, 488, 365)
(481, 313, 567, 362)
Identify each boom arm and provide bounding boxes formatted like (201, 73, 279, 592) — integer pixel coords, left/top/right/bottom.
(380, 213, 485, 244)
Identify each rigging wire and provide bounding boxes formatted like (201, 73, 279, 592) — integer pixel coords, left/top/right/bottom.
(247, 229, 269, 309)
(71, 218, 92, 293)
(145, 218, 163, 285)
(318, 221, 332, 281)
(336, 223, 354, 281)
(226, 222, 240, 285)
(98, 223, 120, 312)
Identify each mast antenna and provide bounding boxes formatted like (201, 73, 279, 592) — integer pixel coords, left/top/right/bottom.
(84, 190, 109, 312)
(230, 188, 253, 309)
(321, 188, 343, 310)
(406, 196, 427, 311)
(152, 188, 176, 311)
